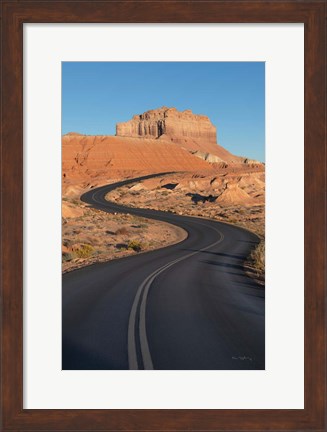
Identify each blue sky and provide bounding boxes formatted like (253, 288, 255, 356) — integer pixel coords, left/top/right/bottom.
(62, 62, 265, 161)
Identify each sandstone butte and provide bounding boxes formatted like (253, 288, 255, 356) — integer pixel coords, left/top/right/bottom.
(62, 107, 263, 187)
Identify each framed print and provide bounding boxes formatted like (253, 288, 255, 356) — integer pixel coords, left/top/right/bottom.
(1, 1, 326, 431)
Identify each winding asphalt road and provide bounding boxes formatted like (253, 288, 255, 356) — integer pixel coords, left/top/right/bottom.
(62, 173, 265, 370)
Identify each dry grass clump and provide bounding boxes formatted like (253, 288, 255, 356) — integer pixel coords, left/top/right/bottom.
(61, 244, 94, 262)
(62, 252, 74, 262)
(73, 244, 95, 258)
(249, 241, 265, 274)
(127, 239, 144, 252)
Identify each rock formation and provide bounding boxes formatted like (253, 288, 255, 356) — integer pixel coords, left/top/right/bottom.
(116, 107, 217, 145)
(115, 107, 246, 163)
(190, 150, 224, 164)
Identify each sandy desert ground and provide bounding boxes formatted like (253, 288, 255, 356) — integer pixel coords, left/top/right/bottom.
(62, 107, 265, 280)
(62, 197, 186, 273)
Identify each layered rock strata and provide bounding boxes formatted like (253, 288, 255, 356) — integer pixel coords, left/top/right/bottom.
(116, 107, 217, 145)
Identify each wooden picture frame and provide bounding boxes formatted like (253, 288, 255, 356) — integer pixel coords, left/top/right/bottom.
(1, 1, 325, 430)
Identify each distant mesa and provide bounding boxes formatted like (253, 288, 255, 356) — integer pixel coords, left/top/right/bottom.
(116, 106, 217, 145)
(115, 106, 245, 164)
(62, 106, 263, 187)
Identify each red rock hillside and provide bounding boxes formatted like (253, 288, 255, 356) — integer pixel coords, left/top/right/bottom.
(62, 107, 264, 194)
(62, 134, 213, 180)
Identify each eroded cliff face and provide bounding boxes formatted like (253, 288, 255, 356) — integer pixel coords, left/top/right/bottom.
(116, 107, 217, 144)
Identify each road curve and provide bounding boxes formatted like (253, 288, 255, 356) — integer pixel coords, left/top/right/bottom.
(62, 173, 265, 370)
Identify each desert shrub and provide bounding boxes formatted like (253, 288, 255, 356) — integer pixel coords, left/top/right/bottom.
(63, 238, 73, 248)
(62, 252, 73, 262)
(74, 244, 94, 258)
(250, 241, 265, 273)
(132, 223, 148, 229)
(115, 243, 128, 250)
(127, 240, 144, 252)
(115, 227, 129, 235)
